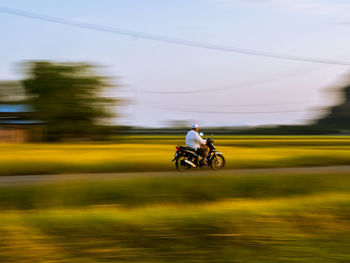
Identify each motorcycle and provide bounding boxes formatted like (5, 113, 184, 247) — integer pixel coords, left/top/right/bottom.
(172, 135, 225, 172)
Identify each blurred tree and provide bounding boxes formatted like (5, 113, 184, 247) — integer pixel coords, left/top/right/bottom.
(165, 120, 192, 128)
(22, 61, 117, 140)
(315, 78, 350, 131)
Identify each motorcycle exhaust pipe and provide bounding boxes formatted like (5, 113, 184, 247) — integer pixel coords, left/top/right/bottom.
(184, 159, 196, 167)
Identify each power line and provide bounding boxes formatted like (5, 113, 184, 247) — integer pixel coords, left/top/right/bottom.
(138, 67, 322, 94)
(177, 101, 311, 108)
(1, 6, 350, 66)
(141, 99, 311, 108)
(146, 105, 318, 114)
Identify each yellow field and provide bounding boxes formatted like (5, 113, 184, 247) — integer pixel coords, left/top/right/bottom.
(0, 136, 350, 175)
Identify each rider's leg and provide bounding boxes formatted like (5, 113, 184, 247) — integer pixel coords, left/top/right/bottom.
(199, 145, 209, 165)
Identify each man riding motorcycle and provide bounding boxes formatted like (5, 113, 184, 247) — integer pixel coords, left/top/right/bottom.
(186, 124, 209, 165)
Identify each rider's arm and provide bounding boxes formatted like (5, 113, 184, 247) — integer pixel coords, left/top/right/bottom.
(194, 132, 207, 145)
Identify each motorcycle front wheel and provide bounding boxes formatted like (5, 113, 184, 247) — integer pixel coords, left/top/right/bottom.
(211, 154, 225, 170)
(175, 156, 192, 172)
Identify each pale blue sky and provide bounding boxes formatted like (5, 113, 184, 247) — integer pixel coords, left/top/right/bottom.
(1, 0, 350, 127)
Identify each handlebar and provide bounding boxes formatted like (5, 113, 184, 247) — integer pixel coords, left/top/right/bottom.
(206, 138, 214, 143)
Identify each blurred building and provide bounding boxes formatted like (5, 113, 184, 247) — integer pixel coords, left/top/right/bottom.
(0, 104, 44, 142)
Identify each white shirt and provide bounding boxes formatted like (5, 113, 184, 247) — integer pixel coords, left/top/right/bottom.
(186, 130, 206, 150)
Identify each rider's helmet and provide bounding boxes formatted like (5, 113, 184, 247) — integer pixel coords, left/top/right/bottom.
(192, 124, 199, 129)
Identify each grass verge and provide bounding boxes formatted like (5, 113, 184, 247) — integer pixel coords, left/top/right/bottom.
(1, 171, 350, 262)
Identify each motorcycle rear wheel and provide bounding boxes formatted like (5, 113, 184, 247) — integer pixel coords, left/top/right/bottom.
(176, 156, 192, 172)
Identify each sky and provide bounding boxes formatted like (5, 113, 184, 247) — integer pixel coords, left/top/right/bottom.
(1, 0, 350, 127)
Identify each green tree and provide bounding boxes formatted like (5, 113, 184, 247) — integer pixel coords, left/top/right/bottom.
(22, 61, 117, 140)
(315, 77, 350, 131)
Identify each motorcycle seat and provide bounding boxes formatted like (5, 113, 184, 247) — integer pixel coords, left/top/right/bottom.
(178, 146, 197, 155)
(179, 146, 194, 150)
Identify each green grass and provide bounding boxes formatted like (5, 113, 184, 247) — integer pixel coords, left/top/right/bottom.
(0, 171, 349, 210)
(1, 171, 350, 262)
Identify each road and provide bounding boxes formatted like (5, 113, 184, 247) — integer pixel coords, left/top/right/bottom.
(0, 166, 349, 186)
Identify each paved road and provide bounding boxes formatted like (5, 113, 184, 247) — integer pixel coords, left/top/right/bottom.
(0, 166, 349, 186)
